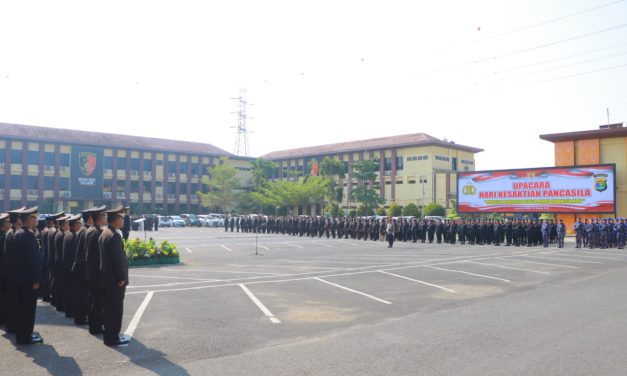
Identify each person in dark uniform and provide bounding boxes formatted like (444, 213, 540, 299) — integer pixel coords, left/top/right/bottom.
(99, 206, 130, 346)
(62, 214, 82, 318)
(62, 214, 83, 319)
(39, 212, 63, 303)
(0, 213, 11, 328)
(122, 206, 131, 241)
(73, 207, 102, 326)
(53, 215, 71, 312)
(86, 206, 107, 335)
(10, 206, 44, 345)
(4, 207, 26, 333)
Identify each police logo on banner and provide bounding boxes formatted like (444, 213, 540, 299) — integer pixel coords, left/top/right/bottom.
(593, 174, 608, 192)
(79, 152, 97, 176)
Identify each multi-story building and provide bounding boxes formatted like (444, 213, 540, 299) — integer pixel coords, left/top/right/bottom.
(540, 122, 627, 230)
(262, 133, 483, 213)
(0, 122, 252, 213)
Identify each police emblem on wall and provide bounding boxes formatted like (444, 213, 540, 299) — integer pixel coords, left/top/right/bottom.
(71, 147, 104, 199)
(593, 173, 608, 192)
(79, 152, 97, 176)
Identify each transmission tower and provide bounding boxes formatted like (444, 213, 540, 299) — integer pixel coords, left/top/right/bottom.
(231, 90, 252, 157)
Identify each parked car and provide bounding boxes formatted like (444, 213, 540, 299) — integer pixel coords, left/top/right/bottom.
(170, 215, 186, 227)
(201, 214, 224, 227)
(180, 214, 202, 227)
(424, 215, 445, 222)
(158, 216, 174, 227)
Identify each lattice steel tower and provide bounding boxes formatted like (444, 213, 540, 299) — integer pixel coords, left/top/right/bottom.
(231, 90, 251, 157)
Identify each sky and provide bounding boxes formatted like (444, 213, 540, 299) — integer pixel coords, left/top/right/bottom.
(1, 0, 627, 171)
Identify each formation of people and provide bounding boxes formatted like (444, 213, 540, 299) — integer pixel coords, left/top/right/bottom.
(224, 215, 626, 250)
(0, 205, 130, 346)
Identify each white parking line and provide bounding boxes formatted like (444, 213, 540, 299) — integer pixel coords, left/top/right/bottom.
(498, 257, 579, 269)
(185, 247, 192, 254)
(542, 251, 623, 261)
(377, 270, 455, 293)
(239, 284, 281, 324)
(519, 255, 602, 264)
(221, 245, 233, 252)
(283, 242, 304, 249)
(464, 261, 550, 275)
(314, 277, 392, 304)
(125, 291, 154, 339)
(252, 244, 270, 250)
(129, 274, 221, 281)
(423, 265, 511, 282)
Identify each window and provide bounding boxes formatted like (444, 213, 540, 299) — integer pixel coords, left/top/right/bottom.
(167, 182, 176, 193)
(10, 175, 21, 188)
(0, 151, 4, 164)
(435, 156, 450, 162)
(396, 180, 403, 184)
(104, 156, 113, 170)
(142, 181, 152, 193)
(130, 180, 139, 192)
(461, 159, 474, 165)
(396, 156, 404, 170)
(180, 162, 188, 173)
(419, 178, 428, 184)
(11, 149, 22, 164)
(190, 163, 200, 175)
(43, 177, 54, 190)
(384, 158, 392, 171)
(27, 176, 38, 190)
(452, 157, 458, 171)
(0, 175, 4, 187)
(59, 177, 69, 190)
(117, 156, 127, 170)
(103, 180, 112, 192)
(59, 154, 70, 166)
(155, 181, 163, 188)
(408, 179, 416, 184)
(44, 152, 55, 166)
(167, 161, 176, 174)
(144, 159, 152, 171)
(130, 158, 139, 171)
(116, 182, 125, 192)
(28, 151, 39, 165)
(157, 159, 163, 166)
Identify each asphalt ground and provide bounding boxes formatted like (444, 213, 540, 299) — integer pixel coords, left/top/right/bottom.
(3, 227, 627, 375)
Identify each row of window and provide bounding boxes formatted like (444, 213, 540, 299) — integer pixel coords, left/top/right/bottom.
(435, 156, 450, 161)
(406, 155, 429, 161)
(0, 176, 208, 194)
(0, 151, 70, 166)
(461, 159, 474, 165)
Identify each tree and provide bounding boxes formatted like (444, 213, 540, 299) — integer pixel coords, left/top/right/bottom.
(350, 160, 384, 212)
(402, 203, 420, 217)
(250, 176, 328, 214)
(376, 207, 387, 216)
(357, 205, 374, 216)
(423, 203, 445, 217)
(249, 158, 277, 191)
(319, 157, 346, 206)
(198, 157, 241, 213)
(388, 203, 402, 217)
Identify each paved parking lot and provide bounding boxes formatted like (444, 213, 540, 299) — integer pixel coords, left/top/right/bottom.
(3, 227, 627, 375)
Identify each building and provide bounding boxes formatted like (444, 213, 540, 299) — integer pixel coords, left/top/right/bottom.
(540, 122, 627, 229)
(0, 122, 252, 214)
(262, 133, 483, 213)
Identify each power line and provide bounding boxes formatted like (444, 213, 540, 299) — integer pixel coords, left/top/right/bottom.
(480, 0, 627, 42)
(493, 50, 627, 82)
(490, 40, 627, 75)
(427, 0, 627, 58)
(421, 22, 627, 75)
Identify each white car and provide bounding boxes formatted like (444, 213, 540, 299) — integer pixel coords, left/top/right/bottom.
(170, 215, 186, 227)
(203, 214, 225, 227)
(158, 216, 174, 227)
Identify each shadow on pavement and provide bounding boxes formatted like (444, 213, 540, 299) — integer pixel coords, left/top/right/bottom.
(114, 338, 190, 376)
(3, 333, 83, 376)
